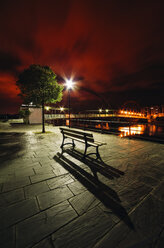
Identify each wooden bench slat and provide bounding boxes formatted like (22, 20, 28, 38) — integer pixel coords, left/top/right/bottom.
(60, 127, 93, 137)
(63, 132, 86, 141)
(63, 132, 95, 144)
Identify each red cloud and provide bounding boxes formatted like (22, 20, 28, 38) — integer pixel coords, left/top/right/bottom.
(0, 0, 164, 113)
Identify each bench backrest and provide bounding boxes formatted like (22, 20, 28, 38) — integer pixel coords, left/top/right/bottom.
(60, 127, 94, 143)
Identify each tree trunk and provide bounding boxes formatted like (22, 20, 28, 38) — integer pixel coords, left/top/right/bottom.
(42, 101, 45, 133)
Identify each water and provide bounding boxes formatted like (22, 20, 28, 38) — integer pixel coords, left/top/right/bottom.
(70, 119, 164, 141)
(118, 124, 164, 139)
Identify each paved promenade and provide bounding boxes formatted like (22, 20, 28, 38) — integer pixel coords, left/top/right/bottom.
(0, 123, 164, 248)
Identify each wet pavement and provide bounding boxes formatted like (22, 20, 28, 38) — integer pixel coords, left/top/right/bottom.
(0, 122, 164, 248)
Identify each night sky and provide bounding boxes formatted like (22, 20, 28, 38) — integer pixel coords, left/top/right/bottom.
(0, 0, 164, 114)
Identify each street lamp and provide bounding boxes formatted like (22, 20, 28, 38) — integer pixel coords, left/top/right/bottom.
(65, 79, 74, 127)
(99, 108, 102, 117)
(105, 109, 109, 116)
(60, 107, 64, 112)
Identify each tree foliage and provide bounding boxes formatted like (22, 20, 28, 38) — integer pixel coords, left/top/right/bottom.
(16, 64, 63, 132)
(16, 64, 63, 105)
(19, 109, 31, 118)
(19, 109, 31, 124)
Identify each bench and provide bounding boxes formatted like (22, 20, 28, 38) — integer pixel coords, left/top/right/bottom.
(60, 127, 106, 160)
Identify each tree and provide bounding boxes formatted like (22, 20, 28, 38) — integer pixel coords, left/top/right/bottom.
(19, 109, 31, 124)
(16, 64, 63, 133)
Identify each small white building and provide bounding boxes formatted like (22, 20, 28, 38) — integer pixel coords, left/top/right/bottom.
(20, 104, 42, 124)
(28, 107, 42, 124)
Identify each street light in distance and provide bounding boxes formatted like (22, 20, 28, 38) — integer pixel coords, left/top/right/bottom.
(60, 107, 64, 112)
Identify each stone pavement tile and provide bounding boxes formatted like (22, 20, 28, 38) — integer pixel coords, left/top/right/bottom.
(138, 175, 159, 188)
(32, 157, 51, 163)
(48, 151, 59, 158)
(34, 153, 52, 159)
(103, 158, 130, 172)
(24, 181, 50, 198)
(34, 149, 52, 155)
(146, 167, 164, 181)
(2, 176, 31, 192)
(0, 198, 39, 230)
(38, 160, 55, 167)
(30, 172, 56, 183)
(117, 195, 164, 247)
(0, 226, 15, 248)
(33, 166, 54, 175)
(69, 190, 100, 215)
(12, 160, 41, 170)
(98, 203, 120, 224)
(93, 195, 164, 248)
(136, 147, 164, 162)
(95, 175, 123, 192)
(37, 186, 73, 210)
(0, 183, 3, 192)
(9, 158, 34, 166)
(16, 201, 77, 248)
(17, 151, 35, 158)
(67, 181, 87, 195)
(155, 228, 164, 248)
(51, 207, 115, 248)
(151, 181, 164, 201)
(0, 165, 15, 175)
(15, 167, 35, 177)
(0, 188, 25, 208)
(154, 160, 164, 170)
(52, 163, 69, 176)
(32, 237, 53, 248)
(118, 182, 152, 210)
(47, 174, 74, 190)
(114, 167, 145, 188)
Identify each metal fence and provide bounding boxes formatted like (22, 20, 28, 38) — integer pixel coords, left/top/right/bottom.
(69, 118, 164, 141)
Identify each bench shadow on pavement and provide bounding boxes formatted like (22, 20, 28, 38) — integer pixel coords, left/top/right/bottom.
(54, 148, 134, 230)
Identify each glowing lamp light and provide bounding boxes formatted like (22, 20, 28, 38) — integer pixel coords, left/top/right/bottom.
(66, 78, 73, 90)
(45, 106, 50, 111)
(60, 107, 64, 111)
(105, 109, 109, 113)
(99, 109, 102, 113)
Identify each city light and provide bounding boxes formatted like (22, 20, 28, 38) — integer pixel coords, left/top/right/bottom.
(119, 109, 144, 118)
(60, 107, 64, 111)
(45, 106, 50, 111)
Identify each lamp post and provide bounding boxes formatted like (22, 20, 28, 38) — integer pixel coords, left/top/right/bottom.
(66, 79, 73, 128)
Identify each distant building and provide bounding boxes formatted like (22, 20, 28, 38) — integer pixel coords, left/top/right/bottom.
(141, 105, 164, 117)
(20, 104, 42, 124)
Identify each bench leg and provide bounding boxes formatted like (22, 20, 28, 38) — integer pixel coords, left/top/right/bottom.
(83, 144, 88, 158)
(60, 136, 65, 149)
(96, 146, 102, 161)
(72, 139, 75, 149)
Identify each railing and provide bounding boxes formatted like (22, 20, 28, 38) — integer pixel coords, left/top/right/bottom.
(69, 118, 164, 141)
(45, 113, 147, 119)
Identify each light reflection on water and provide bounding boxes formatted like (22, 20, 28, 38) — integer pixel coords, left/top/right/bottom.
(118, 124, 164, 138)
